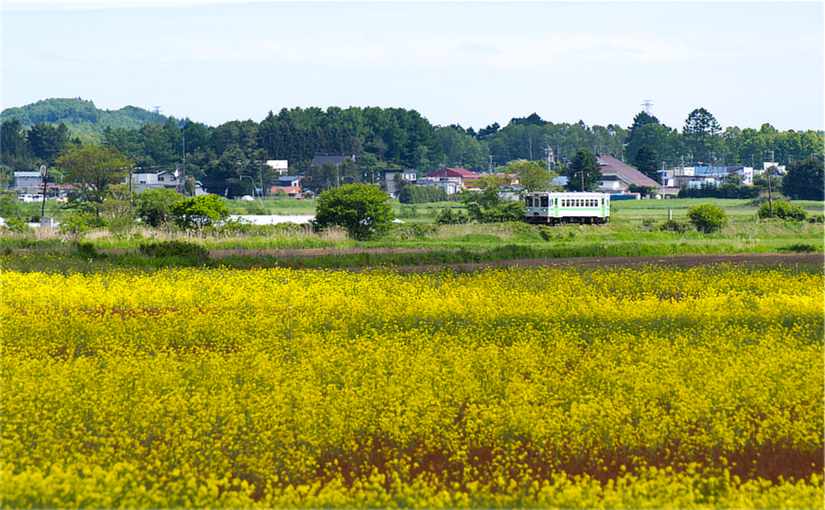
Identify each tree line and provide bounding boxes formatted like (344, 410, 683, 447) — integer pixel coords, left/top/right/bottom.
(1, 105, 822, 195)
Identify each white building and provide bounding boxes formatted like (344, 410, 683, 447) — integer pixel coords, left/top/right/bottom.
(759, 162, 786, 175)
(382, 169, 417, 198)
(659, 165, 756, 189)
(13, 171, 44, 194)
(130, 170, 204, 195)
(265, 160, 289, 175)
(416, 176, 461, 195)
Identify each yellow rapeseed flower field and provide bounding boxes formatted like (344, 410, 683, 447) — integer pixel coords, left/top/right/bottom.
(1, 265, 822, 508)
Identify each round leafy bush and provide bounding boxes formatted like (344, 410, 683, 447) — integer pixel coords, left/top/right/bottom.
(314, 184, 392, 240)
(687, 204, 727, 233)
(659, 219, 690, 233)
(757, 200, 808, 221)
(435, 208, 470, 225)
(136, 188, 184, 227)
(171, 195, 229, 230)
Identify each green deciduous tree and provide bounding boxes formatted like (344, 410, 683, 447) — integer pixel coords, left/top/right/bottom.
(687, 203, 727, 233)
(56, 144, 132, 203)
(314, 184, 393, 240)
(782, 157, 824, 200)
(171, 194, 229, 230)
(463, 175, 525, 223)
(136, 188, 184, 227)
(501, 159, 554, 191)
(565, 149, 601, 191)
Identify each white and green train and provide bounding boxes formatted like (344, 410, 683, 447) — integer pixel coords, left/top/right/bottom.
(523, 192, 610, 224)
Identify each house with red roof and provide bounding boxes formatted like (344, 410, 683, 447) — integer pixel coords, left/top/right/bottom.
(425, 167, 481, 189)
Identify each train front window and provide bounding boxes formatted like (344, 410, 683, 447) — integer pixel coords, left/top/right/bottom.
(540, 196, 548, 208)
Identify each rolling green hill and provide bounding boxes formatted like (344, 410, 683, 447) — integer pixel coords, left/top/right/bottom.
(0, 98, 168, 143)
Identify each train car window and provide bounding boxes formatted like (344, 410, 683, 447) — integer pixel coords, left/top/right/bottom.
(540, 196, 548, 207)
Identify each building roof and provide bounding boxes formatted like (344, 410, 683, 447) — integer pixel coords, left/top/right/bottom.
(311, 155, 354, 167)
(426, 167, 480, 179)
(14, 171, 42, 178)
(597, 155, 659, 188)
(276, 175, 302, 182)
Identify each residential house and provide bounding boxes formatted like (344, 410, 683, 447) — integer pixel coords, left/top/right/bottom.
(270, 175, 303, 197)
(265, 160, 289, 175)
(381, 169, 417, 198)
(426, 167, 481, 189)
(596, 155, 661, 194)
(130, 169, 204, 195)
(416, 177, 461, 195)
(13, 171, 43, 194)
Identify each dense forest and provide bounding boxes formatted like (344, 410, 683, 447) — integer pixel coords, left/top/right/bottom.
(0, 98, 167, 143)
(1, 98, 822, 195)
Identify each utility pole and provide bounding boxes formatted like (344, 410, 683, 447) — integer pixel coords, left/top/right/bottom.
(39, 165, 48, 222)
(488, 154, 493, 172)
(641, 99, 653, 115)
(766, 165, 774, 216)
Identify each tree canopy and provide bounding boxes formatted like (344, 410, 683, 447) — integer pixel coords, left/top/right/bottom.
(3, 101, 823, 198)
(314, 184, 393, 240)
(565, 149, 601, 191)
(55, 145, 132, 202)
(782, 157, 824, 200)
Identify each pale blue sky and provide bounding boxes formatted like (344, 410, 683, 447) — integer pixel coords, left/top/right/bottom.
(2, 1, 823, 131)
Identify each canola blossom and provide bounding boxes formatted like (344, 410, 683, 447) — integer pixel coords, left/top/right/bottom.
(1, 266, 822, 508)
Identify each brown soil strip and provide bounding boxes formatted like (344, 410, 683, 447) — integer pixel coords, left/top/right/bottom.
(381, 252, 824, 273)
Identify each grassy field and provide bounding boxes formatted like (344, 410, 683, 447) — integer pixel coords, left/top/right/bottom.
(1, 265, 821, 507)
(2, 198, 822, 272)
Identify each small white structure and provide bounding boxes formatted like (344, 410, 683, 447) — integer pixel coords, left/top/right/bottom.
(759, 162, 786, 175)
(229, 214, 314, 225)
(266, 160, 289, 175)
